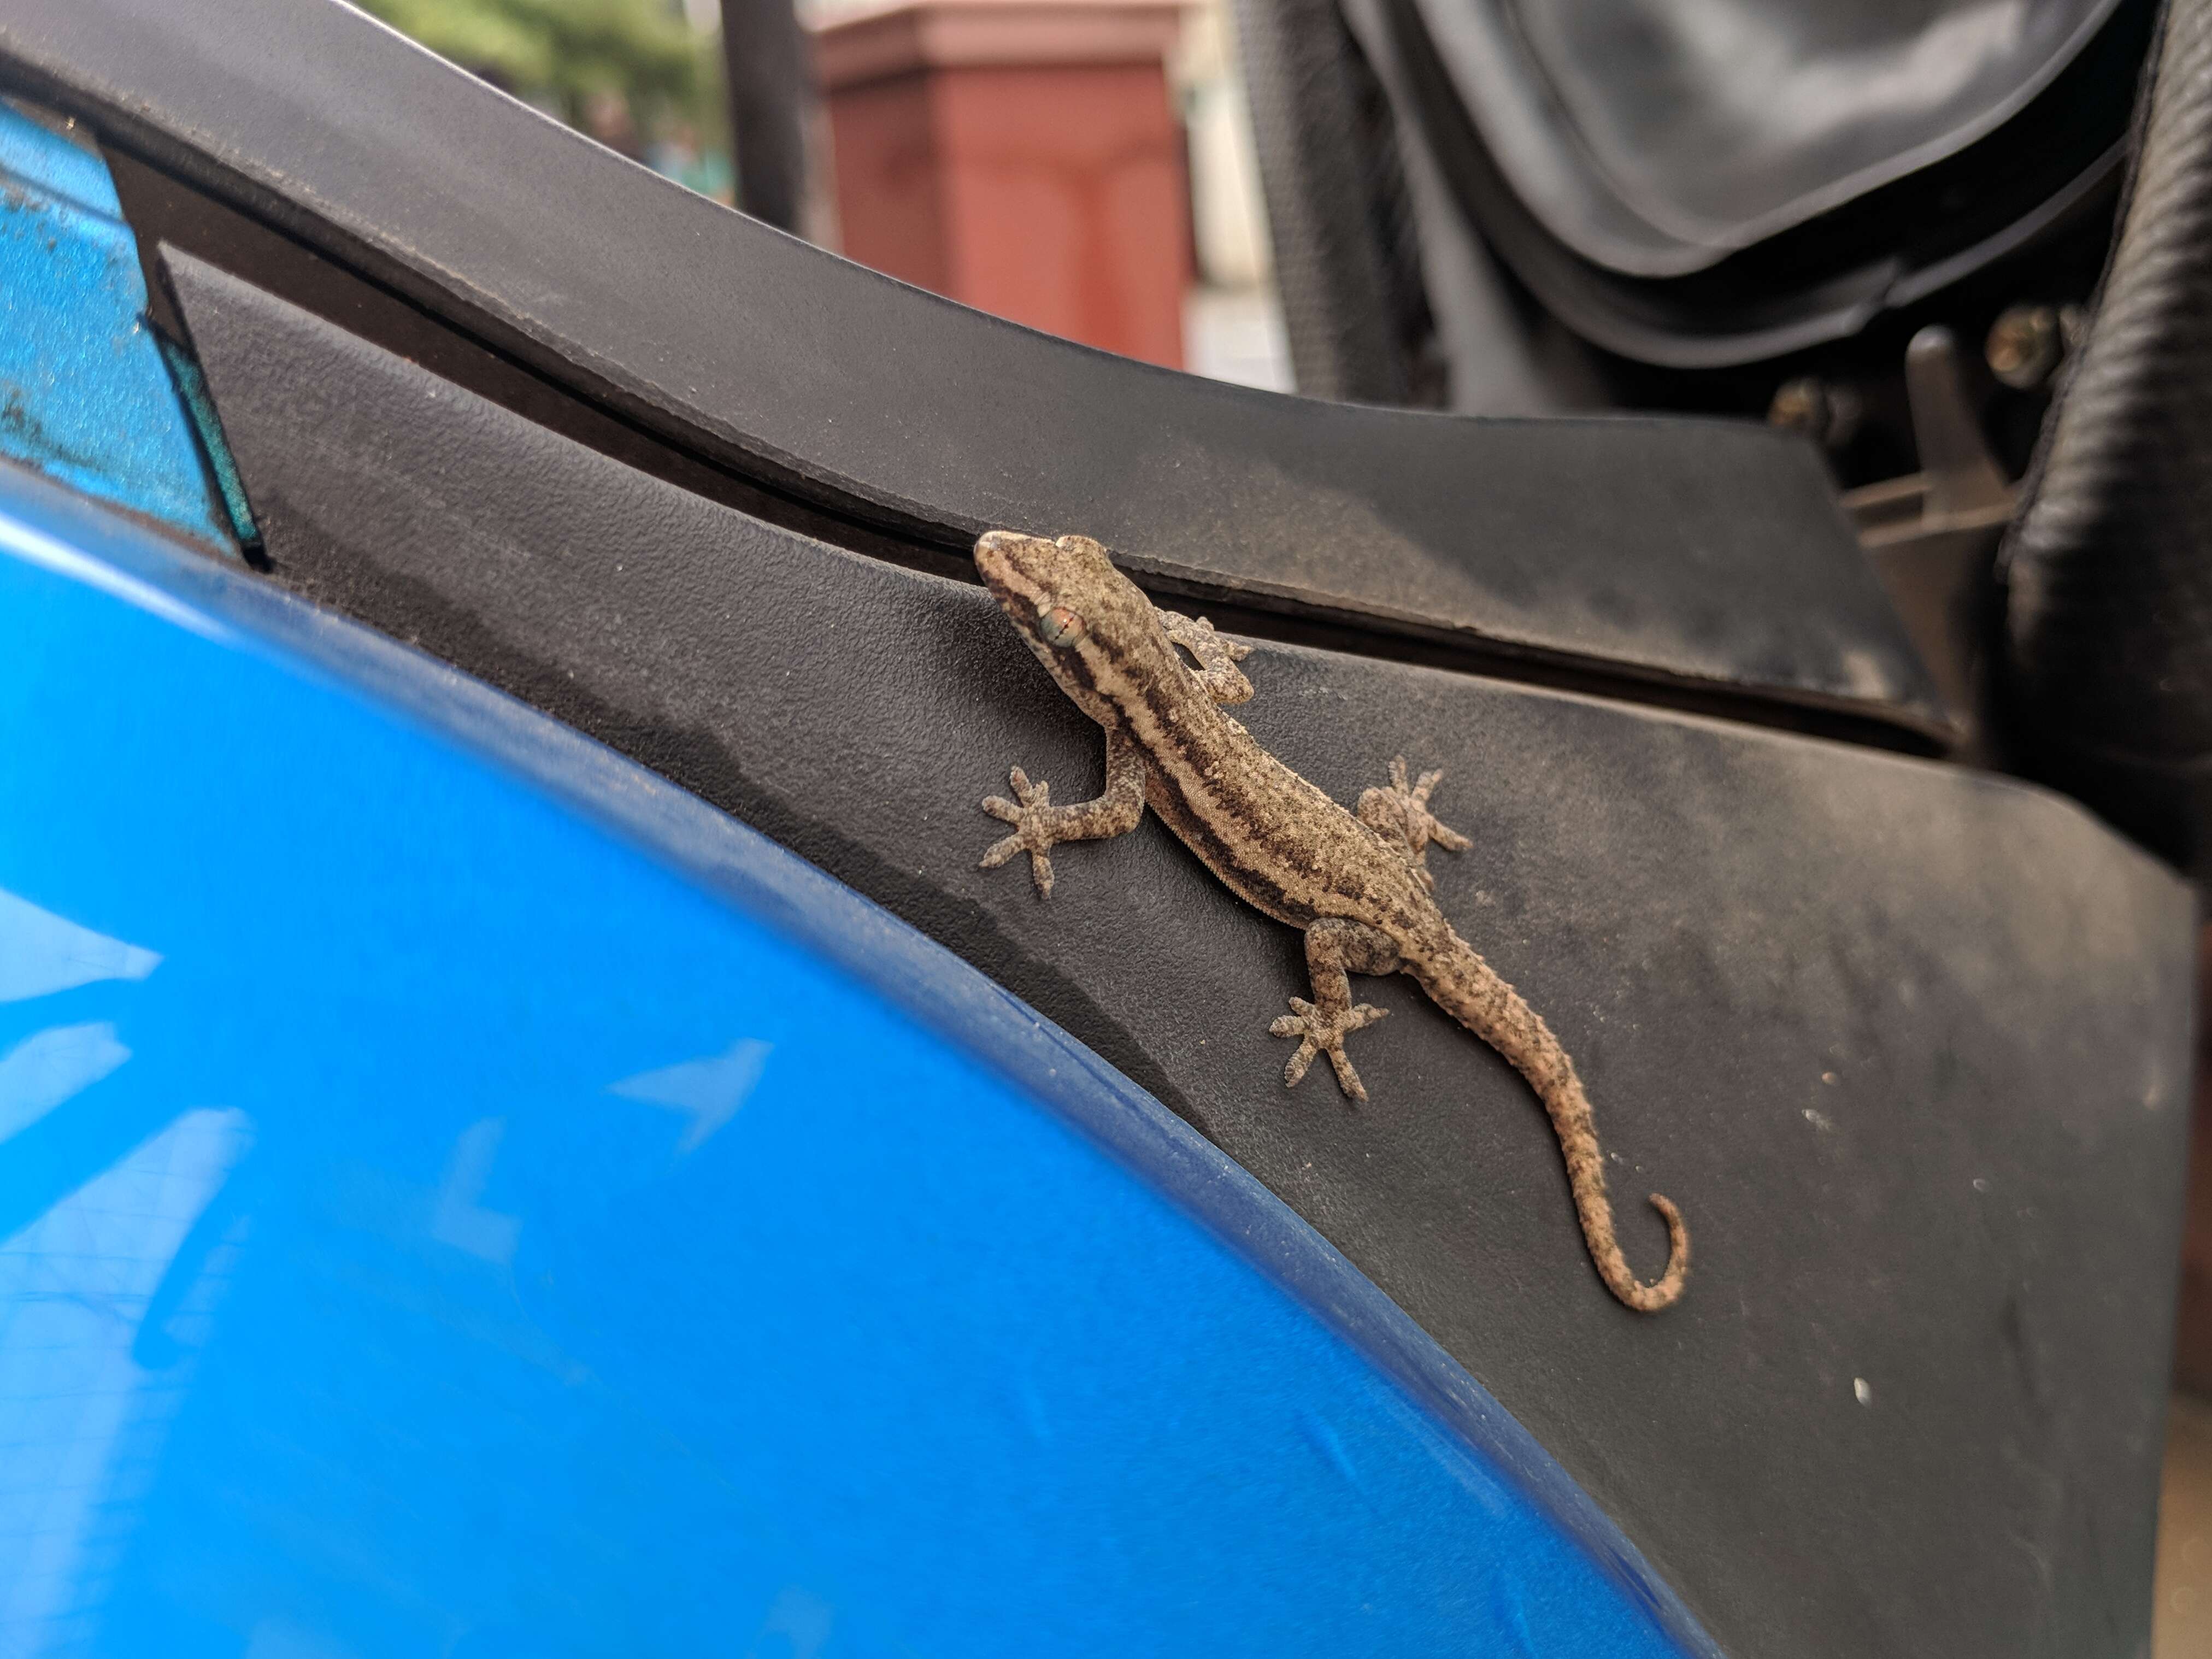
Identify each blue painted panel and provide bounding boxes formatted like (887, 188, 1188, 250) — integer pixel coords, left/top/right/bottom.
(0, 467, 1714, 1659)
(0, 98, 237, 551)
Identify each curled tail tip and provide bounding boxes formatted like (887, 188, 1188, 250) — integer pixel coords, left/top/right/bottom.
(1601, 1193, 1690, 1314)
(1639, 1192, 1691, 1311)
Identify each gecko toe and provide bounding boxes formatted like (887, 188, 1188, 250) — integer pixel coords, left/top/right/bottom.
(1327, 1050, 1368, 1101)
(1273, 1003, 1315, 1083)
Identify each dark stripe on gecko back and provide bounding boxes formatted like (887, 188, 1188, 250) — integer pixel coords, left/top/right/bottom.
(1107, 649, 1318, 899)
(1144, 778, 1313, 927)
(1131, 651, 1309, 848)
(1063, 628, 1319, 919)
(1083, 619, 1432, 938)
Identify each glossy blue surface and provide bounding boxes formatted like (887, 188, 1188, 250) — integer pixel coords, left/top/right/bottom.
(0, 98, 236, 552)
(0, 467, 1711, 1659)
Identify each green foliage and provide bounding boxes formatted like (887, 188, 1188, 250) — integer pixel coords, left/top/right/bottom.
(355, 0, 722, 139)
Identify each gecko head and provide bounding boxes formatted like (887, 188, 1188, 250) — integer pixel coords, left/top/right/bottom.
(974, 530, 1164, 716)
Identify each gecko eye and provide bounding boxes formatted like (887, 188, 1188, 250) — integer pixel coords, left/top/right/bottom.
(1037, 602, 1086, 645)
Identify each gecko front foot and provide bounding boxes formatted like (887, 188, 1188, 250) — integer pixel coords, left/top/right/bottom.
(980, 767, 1073, 895)
(1158, 610, 1255, 704)
(979, 734, 1148, 898)
(1270, 997, 1389, 1102)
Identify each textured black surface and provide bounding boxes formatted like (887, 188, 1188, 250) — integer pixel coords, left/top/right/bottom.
(173, 252, 2195, 1659)
(0, 0, 1946, 739)
(2007, 0, 2212, 880)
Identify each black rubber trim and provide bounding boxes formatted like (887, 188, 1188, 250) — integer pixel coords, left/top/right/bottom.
(0, 0, 1949, 748)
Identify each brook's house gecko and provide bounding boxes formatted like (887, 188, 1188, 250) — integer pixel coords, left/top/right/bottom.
(972, 531, 1688, 1312)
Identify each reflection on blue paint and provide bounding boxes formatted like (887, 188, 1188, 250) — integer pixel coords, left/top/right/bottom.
(0, 1107, 255, 1643)
(0, 98, 238, 552)
(0, 1022, 133, 1142)
(0, 468, 1714, 1658)
(609, 1037, 772, 1154)
(0, 881, 162, 1004)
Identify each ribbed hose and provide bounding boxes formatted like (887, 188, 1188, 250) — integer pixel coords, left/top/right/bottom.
(2005, 0, 2212, 877)
(1227, 0, 1437, 404)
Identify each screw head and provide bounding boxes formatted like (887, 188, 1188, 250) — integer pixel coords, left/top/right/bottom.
(1987, 305, 2063, 390)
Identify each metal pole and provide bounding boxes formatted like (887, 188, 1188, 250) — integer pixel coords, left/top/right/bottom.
(720, 0, 813, 234)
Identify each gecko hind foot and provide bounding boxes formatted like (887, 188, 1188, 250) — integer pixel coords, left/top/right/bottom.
(1270, 997, 1389, 1101)
(1357, 757, 1472, 886)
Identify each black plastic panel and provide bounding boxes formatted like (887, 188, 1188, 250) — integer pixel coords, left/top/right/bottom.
(171, 251, 2193, 1659)
(0, 0, 1947, 741)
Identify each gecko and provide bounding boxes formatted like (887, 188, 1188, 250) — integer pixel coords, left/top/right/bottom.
(971, 530, 1689, 1313)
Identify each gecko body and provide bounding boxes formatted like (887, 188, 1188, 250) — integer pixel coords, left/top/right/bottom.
(974, 530, 1688, 1313)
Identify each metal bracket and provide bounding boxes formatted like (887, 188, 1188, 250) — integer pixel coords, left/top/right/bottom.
(1842, 327, 2014, 757)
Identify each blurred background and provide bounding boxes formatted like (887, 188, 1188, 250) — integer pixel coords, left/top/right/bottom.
(346, 3, 2211, 1651)
(351, 0, 1296, 390)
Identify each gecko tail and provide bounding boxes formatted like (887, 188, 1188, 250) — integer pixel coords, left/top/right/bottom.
(1416, 946, 1690, 1312)
(1557, 1121, 1690, 1314)
(1604, 1191, 1690, 1314)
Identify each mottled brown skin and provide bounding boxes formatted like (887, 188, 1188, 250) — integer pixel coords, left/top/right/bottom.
(974, 531, 1689, 1313)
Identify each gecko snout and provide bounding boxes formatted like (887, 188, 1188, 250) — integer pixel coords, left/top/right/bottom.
(975, 528, 1044, 581)
(974, 530, 1077, 603)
